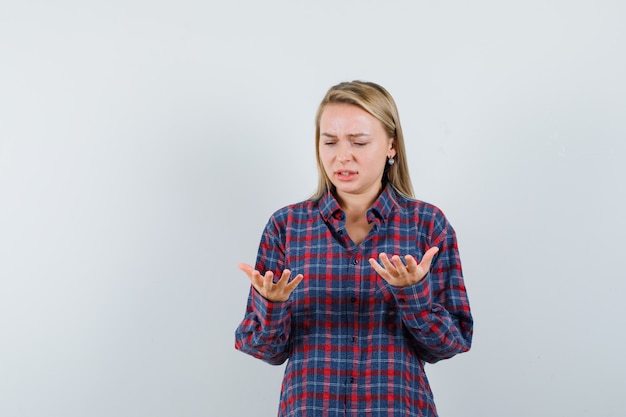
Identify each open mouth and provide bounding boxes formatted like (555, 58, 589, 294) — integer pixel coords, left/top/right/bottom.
(335, 170, 357, 180)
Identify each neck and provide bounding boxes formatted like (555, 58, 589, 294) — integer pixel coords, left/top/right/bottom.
(335, 186, 382, 216)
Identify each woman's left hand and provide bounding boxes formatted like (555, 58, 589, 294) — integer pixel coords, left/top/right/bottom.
(368, 247, 439, 288)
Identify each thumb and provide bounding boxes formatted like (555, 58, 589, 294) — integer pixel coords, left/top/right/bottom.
(238, 263, 254, 276)
(420, 247, 440, 269)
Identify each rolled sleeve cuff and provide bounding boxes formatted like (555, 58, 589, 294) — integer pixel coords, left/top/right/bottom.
(251, 288, 291, 328)
(393, 274, 433, 314)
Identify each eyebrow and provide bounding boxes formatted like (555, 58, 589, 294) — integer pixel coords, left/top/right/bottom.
(320, 132, 371, 138)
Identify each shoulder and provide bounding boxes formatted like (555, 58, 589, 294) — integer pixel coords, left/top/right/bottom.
(393, 191, 452, 235)
(259, 199, 319, 243)
(267, 198, 319, 226)
(393, 191, 446, 219)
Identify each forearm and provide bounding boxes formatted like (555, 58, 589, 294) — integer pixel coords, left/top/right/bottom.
(234, 288, 292, 365)
(393, 277, 473, 363)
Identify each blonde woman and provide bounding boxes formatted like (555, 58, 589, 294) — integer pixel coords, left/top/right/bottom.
(235, 81, 473, 417)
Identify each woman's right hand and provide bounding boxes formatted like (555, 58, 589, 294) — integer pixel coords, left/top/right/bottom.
(238, 263, 303, 302)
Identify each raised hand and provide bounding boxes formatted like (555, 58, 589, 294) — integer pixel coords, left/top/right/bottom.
(368, 247, 439, 288)
(238, 263, 304, 302)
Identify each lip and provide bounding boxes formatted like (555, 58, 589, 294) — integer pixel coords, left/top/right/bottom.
(334, 170, 358, 181)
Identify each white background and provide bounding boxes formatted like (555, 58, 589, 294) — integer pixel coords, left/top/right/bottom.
(1, 1, 625, 416)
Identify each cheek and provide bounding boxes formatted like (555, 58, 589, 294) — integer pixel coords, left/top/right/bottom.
(318, 148, 333, 165)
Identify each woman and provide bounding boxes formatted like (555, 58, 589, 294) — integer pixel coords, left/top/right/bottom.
(235, 81, 473, 416)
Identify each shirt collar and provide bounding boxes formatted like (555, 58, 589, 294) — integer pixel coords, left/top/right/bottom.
(318, 189, 344, 222)
(367, 183, 397, 222)
(318, 183, 398, 223)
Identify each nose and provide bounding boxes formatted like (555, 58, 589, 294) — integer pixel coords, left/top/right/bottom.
(336, 141, 352, 163)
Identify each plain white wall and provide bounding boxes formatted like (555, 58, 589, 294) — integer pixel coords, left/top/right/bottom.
(1, 1, 625, 416)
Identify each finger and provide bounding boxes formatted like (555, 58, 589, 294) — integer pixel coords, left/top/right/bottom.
(404, 255, 419, 273)
(369, 258, 391, 280)
(369, 258, 386, 275)
(239, 263, 263, 289)
(378, 253, 396, 272)
(246, 270, 265, 294)
(262, 270, 275, 288)
(419, 247, 440, 270)
(276, 269, 292, 285)
(238, 263, 255, 277)
(390, 255, 406, 271)
(285, 274, 304, 293)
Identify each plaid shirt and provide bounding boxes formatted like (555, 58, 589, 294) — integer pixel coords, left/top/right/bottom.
(235, 184, 473, 417)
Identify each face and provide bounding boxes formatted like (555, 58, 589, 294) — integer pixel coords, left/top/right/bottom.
(318, 103, 395, 204)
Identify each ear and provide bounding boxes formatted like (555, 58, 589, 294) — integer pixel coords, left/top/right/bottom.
(388, 138, 397, 158)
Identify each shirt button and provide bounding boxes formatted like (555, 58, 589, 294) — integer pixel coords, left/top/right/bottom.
(399, 298, 406, 304)
(351, 336, 357, 343)
(351, 297, 356, 302)
(349, 377, 355, 384)
(352, 258, 359, 265)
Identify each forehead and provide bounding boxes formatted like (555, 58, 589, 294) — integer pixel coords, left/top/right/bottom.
(319, 103, 383, 133)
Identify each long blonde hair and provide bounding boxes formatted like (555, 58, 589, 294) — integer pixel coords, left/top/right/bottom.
(312, 80, 414, 200)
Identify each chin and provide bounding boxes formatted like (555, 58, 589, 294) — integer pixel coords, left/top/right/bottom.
(334, 185, 362, 195)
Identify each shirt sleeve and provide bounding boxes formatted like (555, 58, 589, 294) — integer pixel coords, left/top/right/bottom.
(234, 213, 293, 366)
(391, 213, 473, 363)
